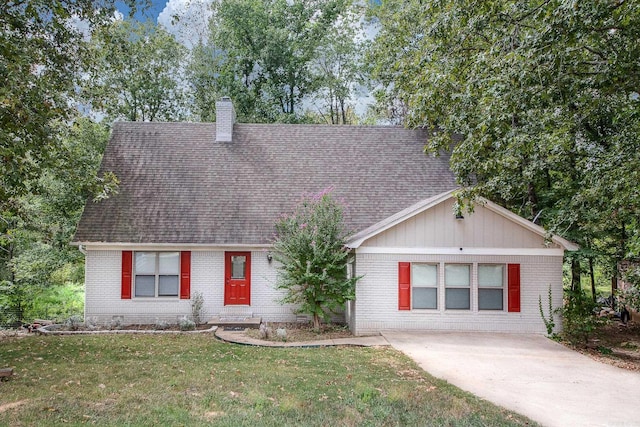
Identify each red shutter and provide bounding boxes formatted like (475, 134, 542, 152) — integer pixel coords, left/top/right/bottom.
(398, 262, 411, 310)
(508, 263, 520, 312)
(121, 251, 132, 299)
(180, 251, 191, 299)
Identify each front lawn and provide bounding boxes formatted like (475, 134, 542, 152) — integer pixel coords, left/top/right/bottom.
(0, 333, 535, 426)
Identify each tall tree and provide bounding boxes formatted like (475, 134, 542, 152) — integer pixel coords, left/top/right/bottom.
(0, 0, 142, 206)
(311, 4, 365, 124)
(368, 0, 640, 288)
(1, 0, 144, 324)
(84, 19, 188, 122)
(191, 0, 348, 123)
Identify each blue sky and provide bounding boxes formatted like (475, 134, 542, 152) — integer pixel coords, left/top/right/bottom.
(116, 0, 168, 21)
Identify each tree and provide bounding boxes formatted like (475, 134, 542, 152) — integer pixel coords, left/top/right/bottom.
(191, 0, 349, 123)
(368, 0, 640, 290)
(0, 0, 141, 207)
(311, 3, 366, 124)
(1, 118, 116, 324)
(1, 0, 143, 324)
(272, 189, 359, 330)
(84, 19, 188, 122)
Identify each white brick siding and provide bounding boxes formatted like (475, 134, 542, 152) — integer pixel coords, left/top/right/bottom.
(84, 249, 300, 325)
(352, 252, 563, 335)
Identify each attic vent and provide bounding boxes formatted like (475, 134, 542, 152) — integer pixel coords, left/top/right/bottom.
(216, 97, 235, 142)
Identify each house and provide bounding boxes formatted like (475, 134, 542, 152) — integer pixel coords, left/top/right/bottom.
(73, 98, 577, 334)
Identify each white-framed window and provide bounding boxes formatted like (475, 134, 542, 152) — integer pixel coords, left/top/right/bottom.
(445, 264, 470, 310)
(412, 263, 438, 309)
(134, 252, 180, 297)
(478, 264, 504, 310)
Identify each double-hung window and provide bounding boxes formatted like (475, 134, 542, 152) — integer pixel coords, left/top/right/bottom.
(412, 264, 438, 309)
(134, 252, 180, 297)
(445, 264, 470, 310)
(478, 264, 504, 310)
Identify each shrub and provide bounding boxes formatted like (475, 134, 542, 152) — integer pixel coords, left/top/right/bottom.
(178, 317, 195, 331)
(560, 288, 602, 344)
(191, 291, 204, 325)
(154, 318, 170, 330)
(272, 188, 361, 330)
(64, 314, 84, 331)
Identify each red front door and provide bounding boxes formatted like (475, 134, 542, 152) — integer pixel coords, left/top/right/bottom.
(224, 252, 251, 305)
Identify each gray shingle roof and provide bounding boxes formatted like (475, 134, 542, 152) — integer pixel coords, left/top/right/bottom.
(73, 122, 457, 245)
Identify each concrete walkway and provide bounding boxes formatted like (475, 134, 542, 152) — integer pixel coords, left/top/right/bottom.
(382, 331, 640, 427)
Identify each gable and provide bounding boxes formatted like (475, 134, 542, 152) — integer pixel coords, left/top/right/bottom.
(351, 194, 577, 251)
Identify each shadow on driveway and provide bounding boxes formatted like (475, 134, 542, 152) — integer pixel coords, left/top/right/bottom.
(383, 331, 640, 427)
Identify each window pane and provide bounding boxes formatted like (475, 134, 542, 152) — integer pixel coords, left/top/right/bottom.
(159, 275, 179, 296)
(135, 275, 155, 297)
(135, 252, 156, 275)
(413, 264, 437, 286)
(479, 289, 503, 310)
(231, 256, 246, 279)
(445, 288, 470, 309)
(479, 265, 504, 287)
(159, 252, 179, 275)
(413, 288, 437, 309)
(445, 264, 470, 287)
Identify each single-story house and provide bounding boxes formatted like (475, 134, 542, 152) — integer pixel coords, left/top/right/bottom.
(72, 98, 577, 334)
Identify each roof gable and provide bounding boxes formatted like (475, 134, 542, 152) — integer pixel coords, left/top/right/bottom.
(347, 192, 578, 251)
(73, 122, 458, 245)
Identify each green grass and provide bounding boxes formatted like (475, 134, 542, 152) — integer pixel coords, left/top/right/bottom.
(0, 334, 535, 426)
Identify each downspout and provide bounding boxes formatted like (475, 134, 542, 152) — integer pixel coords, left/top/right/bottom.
(78, 244, 87, 255)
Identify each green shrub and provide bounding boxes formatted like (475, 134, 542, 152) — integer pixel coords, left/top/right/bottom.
(560, 288, 602, 344)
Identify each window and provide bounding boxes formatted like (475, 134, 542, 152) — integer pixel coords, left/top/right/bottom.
(412, 264, 438, 309)
(478, 264, 504, 310)
(134, 252, 180, 297)
(445, 264, 470, 310)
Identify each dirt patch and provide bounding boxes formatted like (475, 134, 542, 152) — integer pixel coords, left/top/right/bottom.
(244, 322, 352, 342)
(563, 320, 640, 371)
(0, 400, 28, 414)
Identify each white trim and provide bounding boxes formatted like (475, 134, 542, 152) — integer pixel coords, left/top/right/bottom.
(79, 243, 271, 251)
(355, 246, 566, 256)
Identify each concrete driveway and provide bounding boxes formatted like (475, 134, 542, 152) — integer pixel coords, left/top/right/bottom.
(382, 331, 640, 427)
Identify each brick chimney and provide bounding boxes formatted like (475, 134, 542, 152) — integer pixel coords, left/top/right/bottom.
(215, 97, 235, 142)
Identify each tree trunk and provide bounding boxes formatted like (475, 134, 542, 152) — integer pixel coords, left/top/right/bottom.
(313, 313, 320, 331)
(589, 257, 596, 302)
(571, 258, 581, 292)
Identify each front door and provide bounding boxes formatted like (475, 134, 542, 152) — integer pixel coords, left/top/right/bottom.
(224, 252, 251, 305)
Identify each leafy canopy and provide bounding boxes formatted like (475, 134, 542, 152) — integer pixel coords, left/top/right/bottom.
(368, 0, 640, 288)
(273, 189, 359, 329)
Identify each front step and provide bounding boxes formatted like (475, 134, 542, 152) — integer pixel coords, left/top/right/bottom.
(207, 316, 262, 330)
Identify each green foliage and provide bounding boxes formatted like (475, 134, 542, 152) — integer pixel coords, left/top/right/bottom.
(538, 285, 556, 337)
(191, 0, 363, 123)
(560, 288, 602, 345)
(84, 19, 188, 122)
(273, 189, 360, 330)
(0, 118, 110, 324)
(368, 0, 640, 287)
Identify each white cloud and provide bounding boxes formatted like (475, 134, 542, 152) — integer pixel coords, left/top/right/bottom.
(158, 0, 214, 48)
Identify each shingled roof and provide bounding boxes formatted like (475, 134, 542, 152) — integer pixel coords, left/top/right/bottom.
(73, 122, 458, 245)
